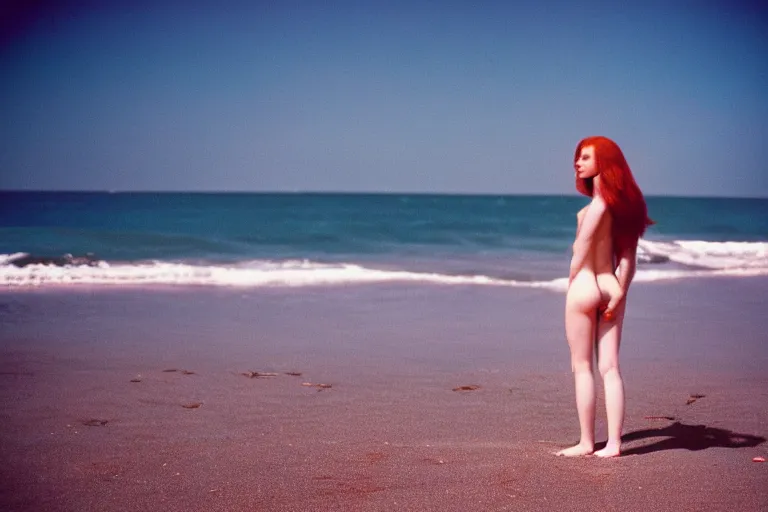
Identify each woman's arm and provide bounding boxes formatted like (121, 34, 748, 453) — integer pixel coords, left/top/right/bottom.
(616, 246, 637, 294)
(602, 245, 637, 320)
(568, 196, 608, 284)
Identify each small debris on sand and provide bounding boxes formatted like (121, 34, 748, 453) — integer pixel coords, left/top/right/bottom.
(452, 385, 481, 392)
(302, 382, 332, 389)
(180, 370, 195, 375)
(130, 378, 141, 383)
(182, 403, 202, 409)
(242, 371, 278, 378)
(753, 456, 765, 463)
(82, 419, 108, 426)
(162, 369, 178, 373)
(686, 394, 706, 405)
(285, 371, 303, 377)
(644, 415, 676, 420)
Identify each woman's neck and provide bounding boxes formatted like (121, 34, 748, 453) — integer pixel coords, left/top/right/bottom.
(592, 175, 602, 197)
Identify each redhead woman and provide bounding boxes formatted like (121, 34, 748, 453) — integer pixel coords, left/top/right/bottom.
(556, 136, 652, 458)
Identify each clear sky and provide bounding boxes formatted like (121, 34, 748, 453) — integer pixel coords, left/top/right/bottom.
(1, 0, 766, 197)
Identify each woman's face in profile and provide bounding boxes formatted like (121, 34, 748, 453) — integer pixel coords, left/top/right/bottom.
(575, 145, 599, 179)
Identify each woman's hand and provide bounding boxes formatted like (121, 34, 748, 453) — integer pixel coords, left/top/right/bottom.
(601, 291, 626, 321)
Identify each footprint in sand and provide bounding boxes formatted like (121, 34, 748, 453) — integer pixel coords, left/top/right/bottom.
(302, 382, 332, 390)
(452, 385, 481, 392)
(241, 371, 304, 378)
(82, 419, 108, 426)
(242, 371, 278, 378)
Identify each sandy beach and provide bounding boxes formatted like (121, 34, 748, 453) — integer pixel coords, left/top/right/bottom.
(1, 278, 766, 511)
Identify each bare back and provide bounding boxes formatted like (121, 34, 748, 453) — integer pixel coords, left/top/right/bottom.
(575, 205, 615, 275)
(571, 205, 621, 310)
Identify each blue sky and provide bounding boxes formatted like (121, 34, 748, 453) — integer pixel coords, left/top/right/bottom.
(1, 1, 766, 196)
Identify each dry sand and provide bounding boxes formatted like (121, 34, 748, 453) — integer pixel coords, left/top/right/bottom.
(1, 278, 766, 511)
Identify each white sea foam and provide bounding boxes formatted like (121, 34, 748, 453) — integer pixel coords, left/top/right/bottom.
(0, 257, 564, 290)
(637, 239, 768, 269)
(2, 239, 767, 290)
(0, 253, 30, 265)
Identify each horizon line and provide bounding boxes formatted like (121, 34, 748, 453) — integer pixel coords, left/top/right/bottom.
(0, 188, 768, 199)
(1, 189, 767, 200)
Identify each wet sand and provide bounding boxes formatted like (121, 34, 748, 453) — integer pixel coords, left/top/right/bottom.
(1, 278, 767, 511)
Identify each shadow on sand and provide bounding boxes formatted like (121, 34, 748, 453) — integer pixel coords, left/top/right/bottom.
(620, 421, 766, 456)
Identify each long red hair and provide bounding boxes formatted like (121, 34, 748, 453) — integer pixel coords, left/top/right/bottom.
(574, 136, 653, 260)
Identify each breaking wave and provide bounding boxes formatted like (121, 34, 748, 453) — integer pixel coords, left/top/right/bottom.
(0, 254, 567, 290)
(637, 239, 768, 269)
(2, 239, 766, 290)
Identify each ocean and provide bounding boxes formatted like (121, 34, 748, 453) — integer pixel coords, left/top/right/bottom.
(1, 191, 767, 289)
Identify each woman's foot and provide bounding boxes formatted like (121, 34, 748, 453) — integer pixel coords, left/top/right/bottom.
(555, 442, 594, 457)
(594, 441, 621, 458)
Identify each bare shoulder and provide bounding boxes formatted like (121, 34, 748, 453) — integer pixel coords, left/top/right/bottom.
(581, 197, 607, 217)
(589, 195, 607, 210)
(576, 198, 609, 234)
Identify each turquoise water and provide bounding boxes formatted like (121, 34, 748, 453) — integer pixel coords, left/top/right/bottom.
(1, 192, 766, 288)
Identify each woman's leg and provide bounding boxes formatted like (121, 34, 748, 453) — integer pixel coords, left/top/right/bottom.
(594, 296, 627, 458)
(557, 274, 600, 456)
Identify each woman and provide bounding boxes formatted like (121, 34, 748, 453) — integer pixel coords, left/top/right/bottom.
(556, 136, 652, 458)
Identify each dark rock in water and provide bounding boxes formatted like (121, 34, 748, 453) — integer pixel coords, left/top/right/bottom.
(647, 254, 670, 264)
(8, 253, 99, 268)
(638, 253, 670, 264)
